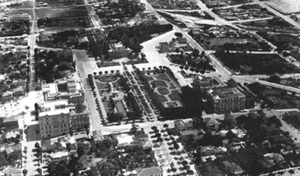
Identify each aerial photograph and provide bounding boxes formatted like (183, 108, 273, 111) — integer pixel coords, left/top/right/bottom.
(1, 0, 300, 176)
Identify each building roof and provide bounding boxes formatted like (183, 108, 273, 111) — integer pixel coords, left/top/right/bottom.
(136, 166, 163, 176)
(222, 161, 244, 174)
(211, 87, 245, 100)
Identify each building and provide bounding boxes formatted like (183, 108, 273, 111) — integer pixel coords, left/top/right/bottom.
(174, 120, 193, 132)
(136, 166, 163, 176)
(0, 91, 13, 102)
(13, 86, 25, 97)
(38, 100, 89, 139)
(208, 87, 246, 113)
(108, 41, 132, 59)
(42, 79, 85, 104)
(221, 161, 244, 176)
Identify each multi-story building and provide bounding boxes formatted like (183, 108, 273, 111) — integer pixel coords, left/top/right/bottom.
(108, 41, 132, 59)
(208, 87, 245, 113)
(38, 100, 89, 139)
(42, 79, 85, 104)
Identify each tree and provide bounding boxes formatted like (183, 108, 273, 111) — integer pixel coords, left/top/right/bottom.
(224, 113, 236, 129)
(22, 169, 28, 176)
(288, 169, 295, 175)
(268, 74, 280, 84)
(34, 142, 40, 148)
(130, 123, 138, 134)
(175, 32, 183, 38)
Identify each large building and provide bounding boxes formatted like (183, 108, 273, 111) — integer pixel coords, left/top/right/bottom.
(208, 87, 245, 113)
(108, 41, 132, 59)
(42, 79, 85, 104)
(38, 100, 89, 139)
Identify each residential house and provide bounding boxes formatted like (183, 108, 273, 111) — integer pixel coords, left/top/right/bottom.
(174, 120, 193, 132)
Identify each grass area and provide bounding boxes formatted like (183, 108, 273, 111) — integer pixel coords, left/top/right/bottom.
(157, 94, 168, 102)
(283, 111, 300, 130)
(169, 90, 182, 102)
(214, 52, 300, 74)
(36, 6, 87, 19)
(95, 75, 118, 83)
(155, 73, 171, 82)
(157, 86, 170, 95)
(26, 124, 41, 141)
(151, 80, 168, 88)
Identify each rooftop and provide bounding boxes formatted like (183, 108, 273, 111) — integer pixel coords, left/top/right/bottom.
(210, 87, 245, 100)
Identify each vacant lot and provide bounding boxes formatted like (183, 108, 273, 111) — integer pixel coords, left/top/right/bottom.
(36, 6, 88, 19)
(214, 52, 300, 74)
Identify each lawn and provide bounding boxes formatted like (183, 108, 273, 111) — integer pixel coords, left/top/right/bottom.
(36, 6, 88, 19)
(26, 124, 41, 141)
(156, 73, 171, 82)
(157, 86, 170, 95)
(151, 80, 168, 88)
(214, 52, 300, 74)
(169, 90, 183, 102)
(95, 75, 118, 83)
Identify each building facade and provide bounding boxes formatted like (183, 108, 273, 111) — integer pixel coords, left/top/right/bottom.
(39, 100, 89, 139)
(208, 87, 246, 113)
(43, 79, 85, 104)
(108, 41, 132, 59)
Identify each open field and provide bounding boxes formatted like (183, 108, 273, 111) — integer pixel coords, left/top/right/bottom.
(36, 6, 88, 19)
(266, 0, 300, 14)
(214, 52, 300, 75)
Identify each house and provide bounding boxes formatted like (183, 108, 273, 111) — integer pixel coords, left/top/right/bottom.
(221, 161, 244, 176)
(1, 91, 13, 102)
(136, 166, 163, 176)
(13, 86, 25, 97)
(204, 117, 219, 131)
(133, 129, 152, 150)
(174, 120, 193, 132)
(158, 42, 169, 53)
